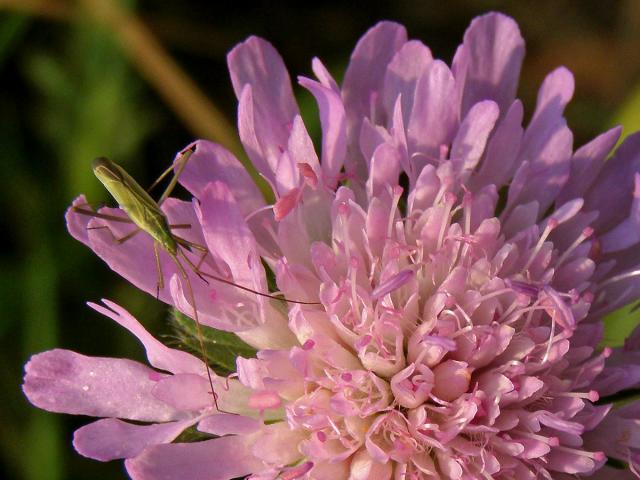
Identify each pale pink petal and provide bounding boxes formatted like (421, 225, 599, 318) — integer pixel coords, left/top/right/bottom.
(126, 436, 265, 480)
(469, 100, 524, 190)
(176, 140, 265, 217)
(251, 422, 306, 465)
(450, 100, 500, 175)
(584, 131, 640, 233)
(152, 374, 213, 411)
(197, 413, 261, 436)
(66, 195, 92, 244)
(88, 299, 203, 375)
(198, 181, 267, 296)
(349, 449, 393, 480)
(453, 12, 525, 117)
(600, 174, 640, 252)
(367, 142, 401, 199)
(311, 57, 339, 93)
(23, 349, 180, 422)
(228, 37, 299, 183)
(408, 60, 459, 163)
(557, 126, 622, 204)
(506, 68, 575, 215)
(382, 40, 433, 126)
(343, 21, 407, 176)
(299, 76, 346, 187)
(73, 418, 194, 461)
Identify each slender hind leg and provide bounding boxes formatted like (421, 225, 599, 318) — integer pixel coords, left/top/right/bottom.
(87, 224, 141, 244)
(153, 242, 164, 299)
(73, 207, 134, 223)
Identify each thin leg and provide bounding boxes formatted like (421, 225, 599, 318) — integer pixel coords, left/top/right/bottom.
(115, 228, 141, 244)
(73, 201, 108, 210)
(172, 252, 221, 411)
(169, 223, 192, 230)
(174, 235, 207, 253)
(72, 207, 133, 223)
(154, 242, 163, 299)
(158, 147, 195, 206)
(177, 246, 209, 285)
(87, 224, 141, 244)
(174, 235, 209, 274)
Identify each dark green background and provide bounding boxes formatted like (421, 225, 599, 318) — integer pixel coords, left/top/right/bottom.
(2, 1, 640, 479)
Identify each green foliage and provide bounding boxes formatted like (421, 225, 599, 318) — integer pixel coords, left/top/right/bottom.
(603, 302, 640, 347)
(613, 82, 640, 143)
(169, 310, 257, 375)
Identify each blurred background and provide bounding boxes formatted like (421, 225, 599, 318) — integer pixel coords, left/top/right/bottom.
(1, 1, 640, 479)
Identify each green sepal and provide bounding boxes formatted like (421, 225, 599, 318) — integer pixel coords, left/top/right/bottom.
(168, 309, 257, 375)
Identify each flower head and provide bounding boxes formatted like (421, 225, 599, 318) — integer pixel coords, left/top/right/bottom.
(24, 12, 640, 479)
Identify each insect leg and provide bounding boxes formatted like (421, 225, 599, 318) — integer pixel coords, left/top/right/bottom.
(154, 242, 164, 300)
(157, 146, 195, 206)
(173, 251, 221, 411)
(87, 223, 141, 245)
(169, 223, 192, 230)
(72, 207, 134, 223)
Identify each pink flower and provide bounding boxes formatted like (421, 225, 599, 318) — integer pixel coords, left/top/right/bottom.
(23, 12, 640, 479)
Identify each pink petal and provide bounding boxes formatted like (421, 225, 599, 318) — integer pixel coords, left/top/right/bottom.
(367, 141, 401, 199)
(250, 422, 306, 465)
(450, 99, 500, 174)
(584, 131, 640, 233)
(152, 374, 213, 411)
(453, 12, 525, 117)
(342, 21, 407, 174)
(343, 21, 407, 123)
(275, 115, 319, 193)
(176, 140, 265, 218)
(23, 349, 180, 422)
(506, 68, 575, 215)
(382, 40, 433, 126)
(349, 449, 393, 480)
(199, 181, 267, 297)
(126, 436, 265, 480)
(197, 413, 261, 436)
(311, 57, 340, 93)
(557, 126, 622, 204)
(88, 299, 203, 375)
(228, 37, 299, 183)
(299, 76, 346, 188)
(408, 60, 459, 163)
(66, 195, 92, 245)
(73, 418, 194, 461)
(469, 100, 524, 191)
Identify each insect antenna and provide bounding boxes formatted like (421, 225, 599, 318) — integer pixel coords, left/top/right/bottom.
(173, 235, 320, 305)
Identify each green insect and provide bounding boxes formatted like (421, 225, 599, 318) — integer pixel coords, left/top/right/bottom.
(73, 147, 317, 410)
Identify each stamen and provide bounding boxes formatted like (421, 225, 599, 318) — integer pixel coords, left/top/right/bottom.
(349, 255, 359, 311)
(371, 269, 414, 300)
(595, 267, 640, 291)
(521, 219, 558, 273)
(515, 431, 560, 446)
(556, 390, 599, 402)
(556, 227, 594, 268)
(541, 309, 557, 364)
(437, 192, 457, 250)
(281, 461, 314, 480)
(387, 185, 403, 239)
(554, 445, 606, 461)
(462, 190, 473, 235)
(244, 204, 275, 223)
